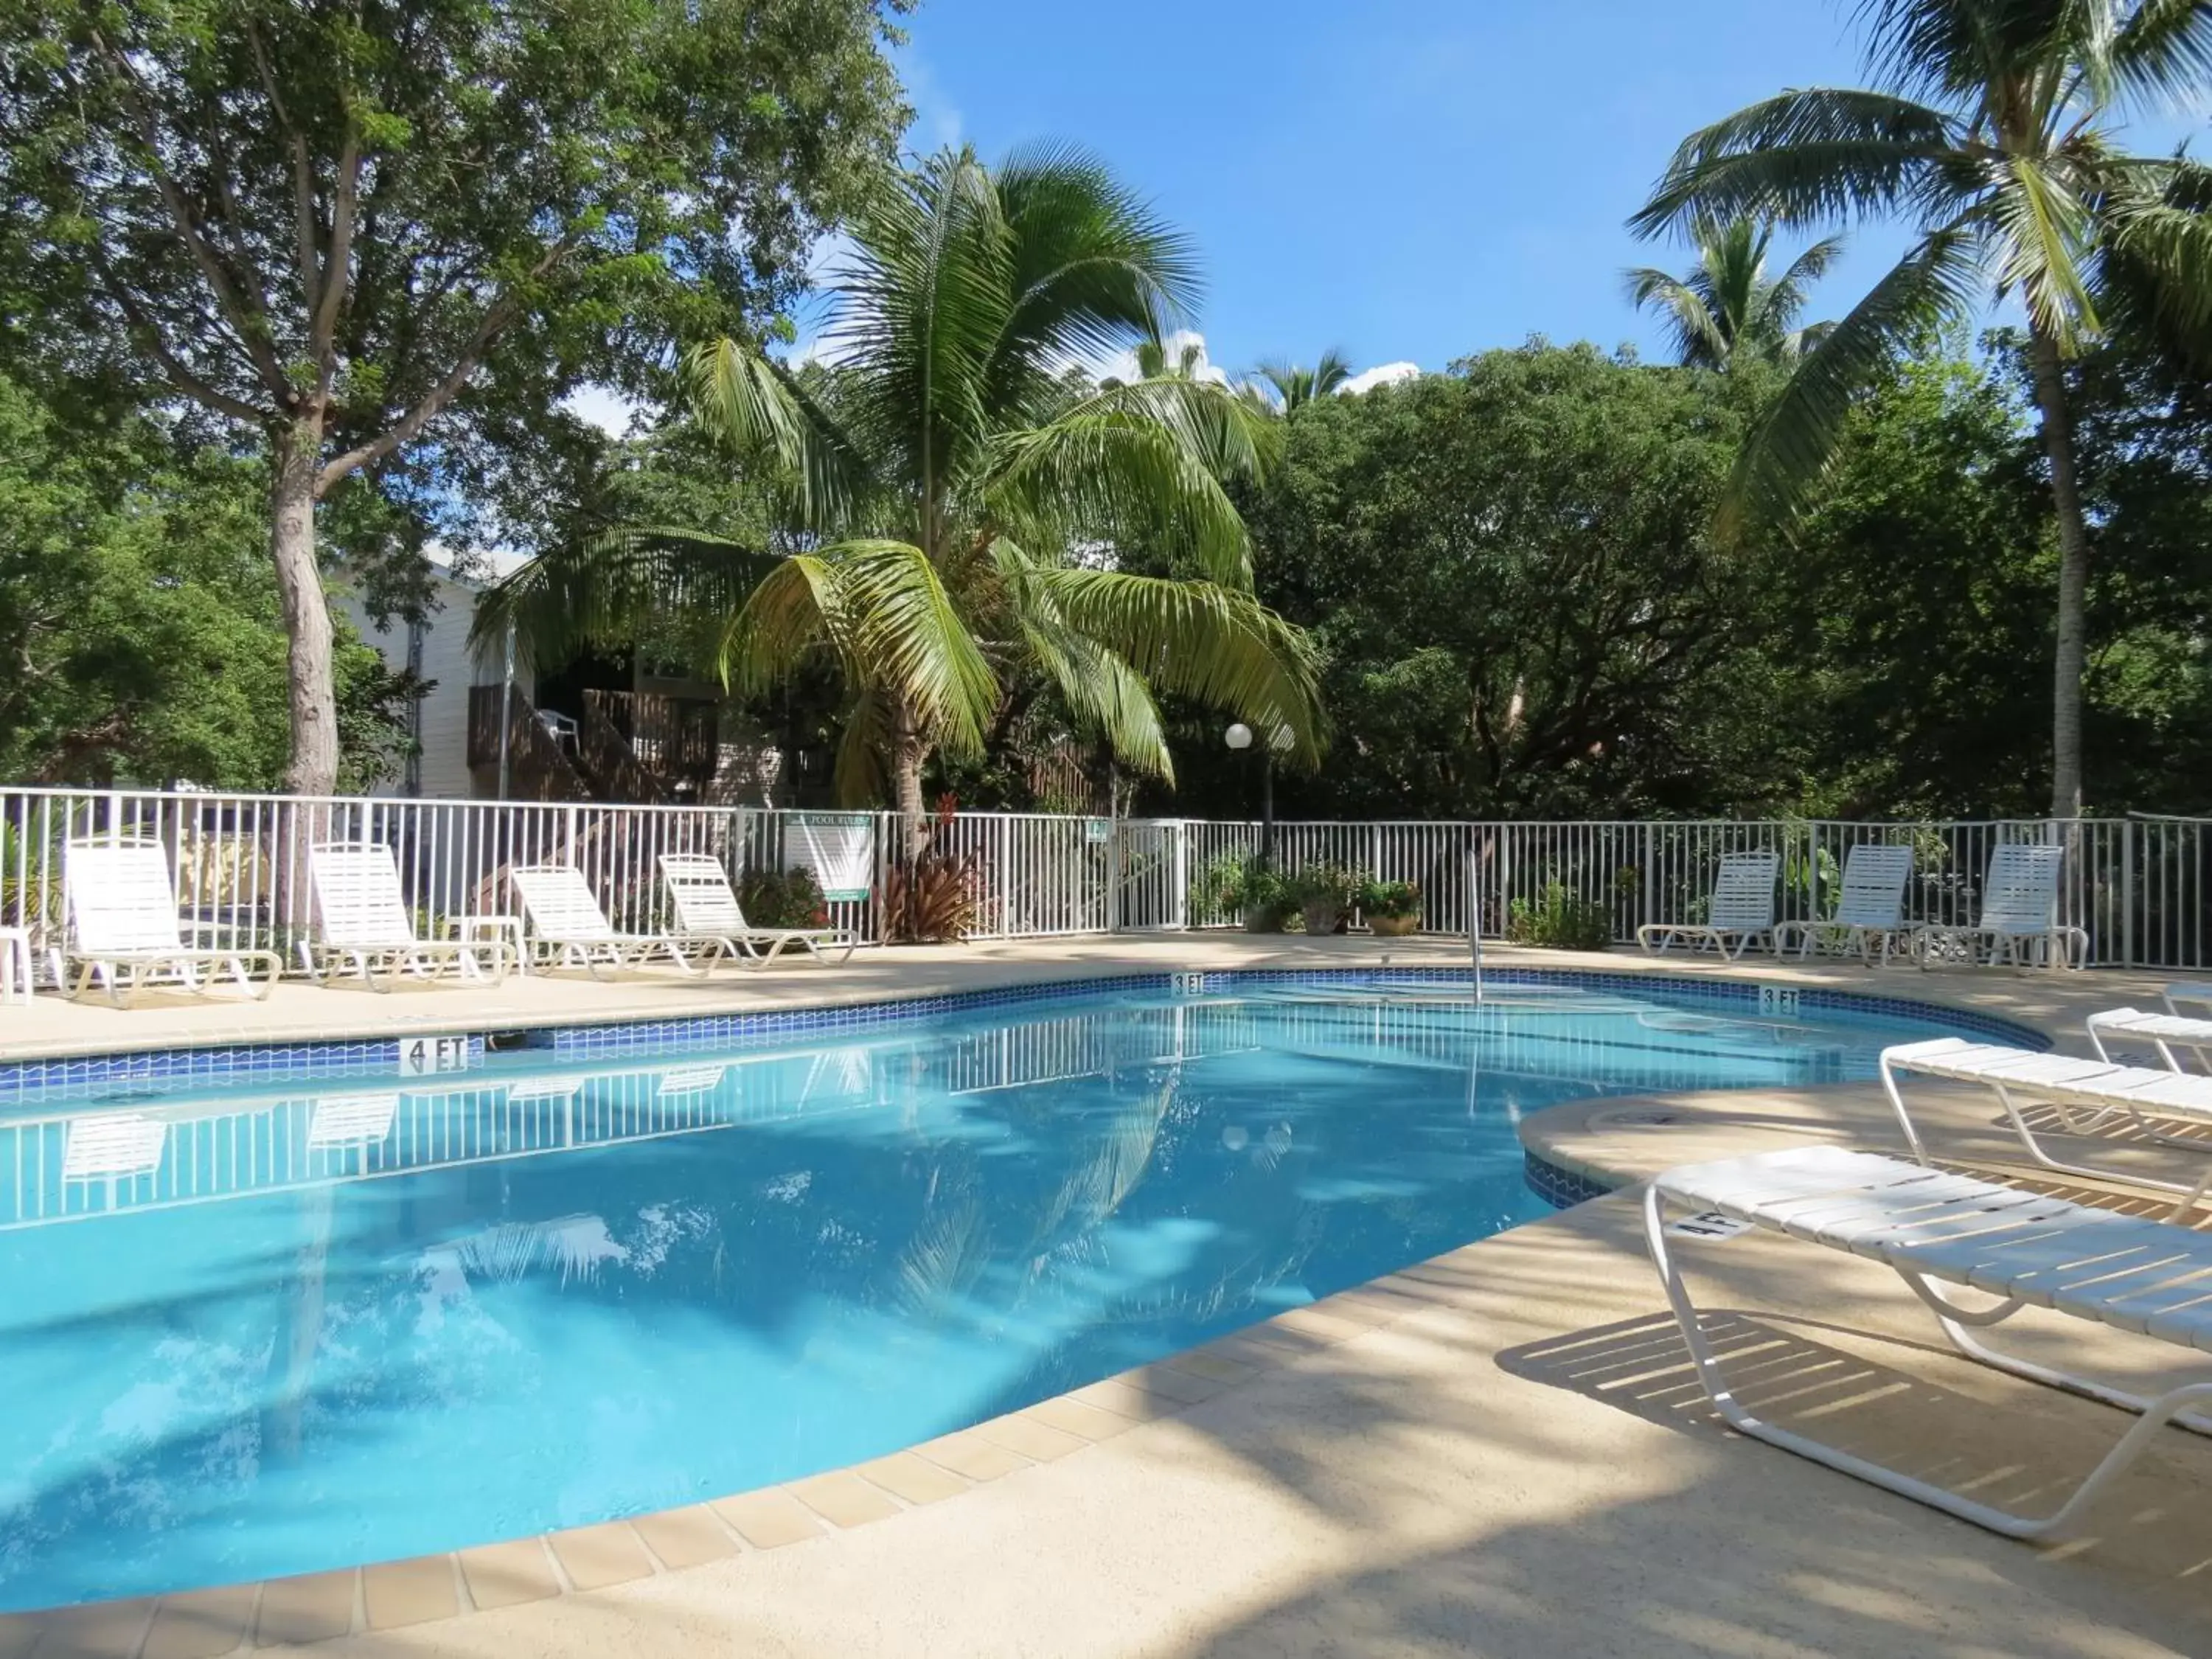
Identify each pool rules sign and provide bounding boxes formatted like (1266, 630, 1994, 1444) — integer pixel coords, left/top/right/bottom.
(785, 812, 876, 902)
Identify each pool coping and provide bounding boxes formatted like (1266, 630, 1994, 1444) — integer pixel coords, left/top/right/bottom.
(0, 948, 2106, 1653)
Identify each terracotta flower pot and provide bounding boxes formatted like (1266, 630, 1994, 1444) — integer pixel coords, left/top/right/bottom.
(1368, 914, 1421, 937)
(1300, 900, 1343, 936)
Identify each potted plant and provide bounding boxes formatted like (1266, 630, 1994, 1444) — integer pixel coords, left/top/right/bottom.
(1238, 861, 1295, 932)
(1191, 853, 1295, 931)
(1359, 878, 1422, 937)
(1290, 863, 1357, 936)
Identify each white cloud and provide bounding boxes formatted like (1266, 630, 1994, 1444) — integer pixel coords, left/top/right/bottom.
(899, 52, 964, 151)
(1340, 361, 1421, 396)
(1088, 328, 1231, 388)
(560, 383, 642, 438)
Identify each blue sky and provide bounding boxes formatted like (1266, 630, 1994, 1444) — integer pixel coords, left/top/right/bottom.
(883, 0, 2205, 383)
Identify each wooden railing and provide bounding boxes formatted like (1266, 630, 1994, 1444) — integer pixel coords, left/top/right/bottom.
(585, 689, 720, 787)
(580, 697, 670, 804)
(465, 685, 592, 801)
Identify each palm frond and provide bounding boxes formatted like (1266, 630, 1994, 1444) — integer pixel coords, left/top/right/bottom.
(1773, 231, 1849, 299)
(470, 526, 779, 672)
(982, 378, 1267, 588)
(2101, 154, 2212, 359)
(832, 686, 893, 807)
(1310, 348, 1354, 398)
(1725, 222, 1984, 533)
(1989, 151, 2102, 347)
(832, 147, 1011, 498)
(1028, 568, 1327, 766)
(684, 339, 869, 531)
(2110, 0, 2212, 105)
(1630, 88, 1967, 236)
(991, 140, 1205, 366)
(992, 539, 1172, 778)
(1624, 266, 1731, 366)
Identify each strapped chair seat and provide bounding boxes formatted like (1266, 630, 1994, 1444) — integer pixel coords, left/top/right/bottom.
(1773, 844, 1916, 967)
(658, 854, 858, 968)
(302, 843, 511, 991)
(1879, 1035, 2212, 1216)
(1916, 844, 2087, 969)
(1636, 851, 1779, 961)
(507, 865, 731, 978)
(63, 838, 281, 1004)
(1646, 1144, 2212, 1540)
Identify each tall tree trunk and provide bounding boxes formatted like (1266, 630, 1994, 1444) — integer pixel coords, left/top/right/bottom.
(890, 694, 930, 857)
(271, 419, 339, 796)
(2027, 323, 2091, 821)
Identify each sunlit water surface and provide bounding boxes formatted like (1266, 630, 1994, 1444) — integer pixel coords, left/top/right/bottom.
(0, 981, 1981, 1607)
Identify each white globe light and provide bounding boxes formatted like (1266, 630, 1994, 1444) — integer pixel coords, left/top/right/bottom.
(1225, 723, 1253, 751)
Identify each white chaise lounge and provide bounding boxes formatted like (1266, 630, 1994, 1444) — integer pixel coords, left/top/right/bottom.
(2087, 1001, 2212, 1074)
(1646, 1144, 2212, 1539)
(1636, 851, 1778, 961)
(1773, 843, 1916, 965)
(507, 865, 732, 978)
(658, 854, 858, 967)
(302, 843, 512, 990)
(1916, 844, 2086, 969)
(63, 838, 282, 1004)
(1879, 1035, 2212, 1212)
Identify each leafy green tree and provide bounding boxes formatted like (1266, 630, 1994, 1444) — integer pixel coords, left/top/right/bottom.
(1630, 0, 2212, 818)
(0, 0, 909, 794)
(484, 146, 1323, 830)
(1624, 218, 1842, 368)
(1253, 350, 1354, 412)
(0, 370, 413, 789)
(1205, 344, 1776, 820)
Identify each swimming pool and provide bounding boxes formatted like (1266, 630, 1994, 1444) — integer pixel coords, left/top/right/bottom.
(0, 974, 2023, 1610)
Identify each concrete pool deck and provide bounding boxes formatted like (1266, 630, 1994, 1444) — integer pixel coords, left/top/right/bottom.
(7, 939, 2212, 1657)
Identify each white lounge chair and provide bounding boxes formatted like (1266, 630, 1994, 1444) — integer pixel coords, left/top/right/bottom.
(507, 865, 731, 978)
(1880, 1035, 2212, 1213)
(1646, 1144, 2212, 1540)
(302, 842, 512, 990)
(1635, 851, 1778, 961)
(2087, 1003, 2212, 1074)
(62, 838, 282, 1004)
(1915, 844, 2086, 969)
(1773, 844, 1915, 965)
(658, 854, 858, 967)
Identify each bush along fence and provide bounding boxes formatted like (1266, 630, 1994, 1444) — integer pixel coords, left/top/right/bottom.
(1, 787, 2205, 976)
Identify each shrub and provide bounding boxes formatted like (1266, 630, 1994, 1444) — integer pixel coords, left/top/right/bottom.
(738, 866, 829, 930)
(1506, 882, 1612, 951)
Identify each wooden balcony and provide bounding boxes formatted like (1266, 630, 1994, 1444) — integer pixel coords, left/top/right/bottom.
(583, 690, 721, 788)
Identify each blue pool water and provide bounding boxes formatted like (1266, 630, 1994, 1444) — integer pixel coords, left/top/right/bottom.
(0, 978, 2003, 1609)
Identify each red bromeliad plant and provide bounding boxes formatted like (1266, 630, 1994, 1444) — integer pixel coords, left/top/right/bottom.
(883, 794, 983, 943)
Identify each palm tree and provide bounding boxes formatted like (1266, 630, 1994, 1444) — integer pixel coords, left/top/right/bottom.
(480, 146, 1322, 830)
(1630, 0, 2212, 818)
(1253, 350, 1354, 413)
(1624, 218, 1843, 368)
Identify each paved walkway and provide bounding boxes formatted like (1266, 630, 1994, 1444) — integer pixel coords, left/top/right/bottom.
(9, 941, 2212, 1658)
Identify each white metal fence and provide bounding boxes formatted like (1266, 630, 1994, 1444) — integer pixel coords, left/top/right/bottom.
(1, 785, 2205, 974)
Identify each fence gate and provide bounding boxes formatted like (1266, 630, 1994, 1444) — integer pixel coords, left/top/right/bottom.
(1116, 820, 1188, 931)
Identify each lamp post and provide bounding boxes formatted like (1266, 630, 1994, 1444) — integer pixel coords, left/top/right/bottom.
(1225, 723, 1274, 866)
